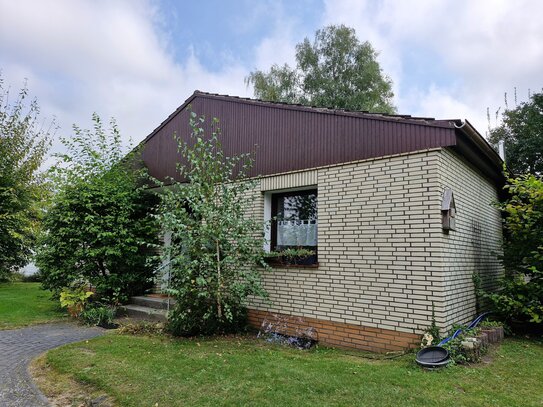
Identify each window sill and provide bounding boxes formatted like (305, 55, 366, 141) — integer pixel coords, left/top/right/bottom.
(267, 262, 319, 269)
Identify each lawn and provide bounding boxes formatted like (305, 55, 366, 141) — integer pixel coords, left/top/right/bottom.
(0, 282, 66, 329)
(40, 334, 543, 407)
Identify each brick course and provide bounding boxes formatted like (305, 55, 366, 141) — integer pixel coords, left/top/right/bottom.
(244, 147, 503, 351)
(247, 309, 420, 353)
(438, 149, 503, 331)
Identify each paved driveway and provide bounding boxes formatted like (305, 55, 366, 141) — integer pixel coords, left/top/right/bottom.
(0, 323, 103, 407)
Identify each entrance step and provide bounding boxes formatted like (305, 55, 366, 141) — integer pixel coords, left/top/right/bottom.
(131, 295, 176, 310)
(117, 295, 176, 323)
(117, 304, 168, 323)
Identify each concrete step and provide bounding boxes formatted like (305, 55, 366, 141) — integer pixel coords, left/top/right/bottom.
(131, 295, 176, 310)
(117, 304, 168, 323)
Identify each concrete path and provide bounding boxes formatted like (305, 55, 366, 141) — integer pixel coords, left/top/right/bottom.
(0, 323, 103, 407)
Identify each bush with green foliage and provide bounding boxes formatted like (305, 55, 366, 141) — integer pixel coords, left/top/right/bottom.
(421, 304, 441, 347)
(484, 173, 543, 323)
(442, 327, 486, 365)
(155, 112, 268, 336)
(59, 285, 94, 317)
(10, 271, 42, 283)
(0, 78, 53, 281)
(36, 114, 159, 302)
(79, 304, 116, 327)
(246, 24, 395, 113)
(479, 320, 504, 329)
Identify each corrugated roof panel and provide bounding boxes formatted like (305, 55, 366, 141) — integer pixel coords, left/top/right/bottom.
(142, 92, 460, 182)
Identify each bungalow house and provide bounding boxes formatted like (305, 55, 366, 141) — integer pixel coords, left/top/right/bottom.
(139, 91, 504, 353)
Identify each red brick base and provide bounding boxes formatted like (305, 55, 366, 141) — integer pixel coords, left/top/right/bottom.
(248, 309, 420, 353)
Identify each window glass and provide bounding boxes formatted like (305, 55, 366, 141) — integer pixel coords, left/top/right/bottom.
(272, 190, 317, 250)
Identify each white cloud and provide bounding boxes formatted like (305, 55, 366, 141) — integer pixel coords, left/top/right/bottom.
(254, 33, 297, 72)
(321, 0, 543, 135)
(252, 3, 300, 71)
(0, 1, 170, 82)
(2, 0, 542, 154)
(0, 0, 249, 154)
(409, 85, 473, 121)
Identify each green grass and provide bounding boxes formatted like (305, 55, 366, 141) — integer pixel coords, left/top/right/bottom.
(0, 282, 66, 329)
(43, 334, 543, 407)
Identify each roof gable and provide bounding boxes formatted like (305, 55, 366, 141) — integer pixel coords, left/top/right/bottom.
(141, 91, 503, 184)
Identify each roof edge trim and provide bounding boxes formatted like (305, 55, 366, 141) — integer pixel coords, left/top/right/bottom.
(141, 90, 200, 145)
(194, 91, 457, 129)
(454, 119, 503, 168)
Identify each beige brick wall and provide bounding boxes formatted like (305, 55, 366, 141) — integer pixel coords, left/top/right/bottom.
(248, 147, 503, 339)
(250, 149, 448, 336)
(438, 148, 503, 331)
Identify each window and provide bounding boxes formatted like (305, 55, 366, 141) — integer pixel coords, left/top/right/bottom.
(270, 189, 318, 265)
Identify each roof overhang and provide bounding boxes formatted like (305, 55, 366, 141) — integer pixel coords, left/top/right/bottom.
(451, 119, 507, 194)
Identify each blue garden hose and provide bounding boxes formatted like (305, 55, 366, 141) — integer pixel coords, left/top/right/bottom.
(438, 312, 491, 346)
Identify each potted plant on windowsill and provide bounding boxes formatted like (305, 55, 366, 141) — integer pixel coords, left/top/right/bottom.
(264, 248, 317, 267)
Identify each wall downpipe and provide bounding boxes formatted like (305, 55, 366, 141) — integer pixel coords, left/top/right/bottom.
(498, 140, 506, 162)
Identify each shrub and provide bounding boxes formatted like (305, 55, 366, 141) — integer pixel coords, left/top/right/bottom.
(421, 304, 441, 347)
(59, 285, 94, 317)
(36, 114, 159, 303)
(442, 327, 486, 365)
(79, 304, 116, 327)
(6, 271, 41, 283)
(20, 271, 43, 283)
(484, 173, 543, 323)
(479, 320, 504, 328)
(155, 113, 268, 336)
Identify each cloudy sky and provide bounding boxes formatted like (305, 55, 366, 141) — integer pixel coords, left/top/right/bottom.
(1, 0, 542, 156)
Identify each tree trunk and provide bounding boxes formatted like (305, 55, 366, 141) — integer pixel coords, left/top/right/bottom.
(216, 239, 222, 319)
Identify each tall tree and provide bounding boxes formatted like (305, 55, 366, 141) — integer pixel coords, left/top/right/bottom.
(246, 25, 396, 113)
(0, 78, 52, 281)
(489, 92, 543, 175)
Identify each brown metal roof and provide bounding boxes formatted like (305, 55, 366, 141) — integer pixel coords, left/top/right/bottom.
(141, 91, 503, 184)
